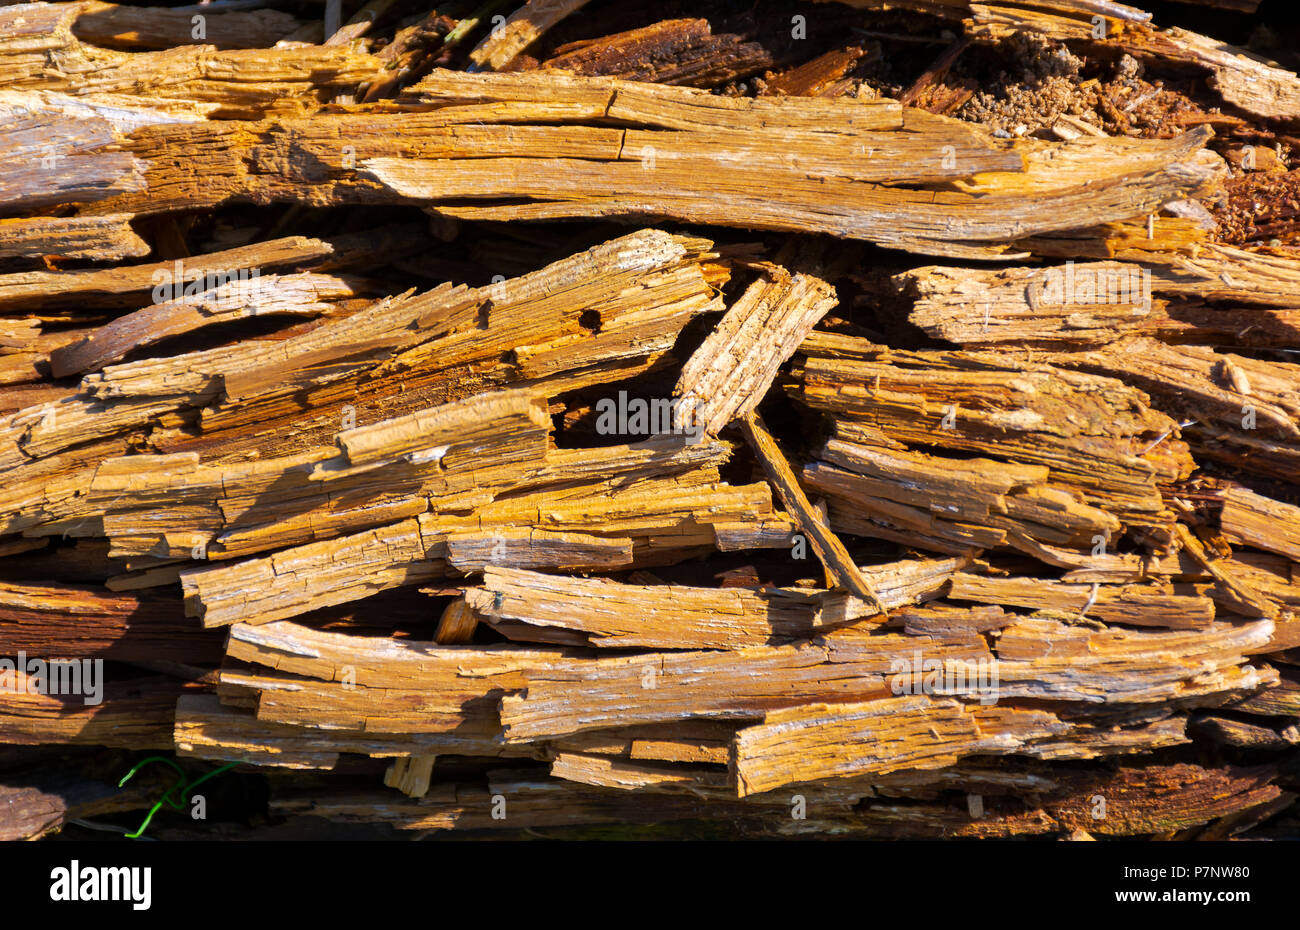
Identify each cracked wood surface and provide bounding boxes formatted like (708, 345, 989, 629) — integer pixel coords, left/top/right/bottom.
(467, 556, 959, 649)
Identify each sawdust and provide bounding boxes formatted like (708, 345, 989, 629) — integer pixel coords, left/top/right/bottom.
(1212, 169, 1300, 245)
(953, 38, 1221, 141)
(956, 33, 1097, 136)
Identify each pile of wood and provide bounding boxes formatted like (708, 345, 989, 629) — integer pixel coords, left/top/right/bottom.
(4, 0, 1300, 840)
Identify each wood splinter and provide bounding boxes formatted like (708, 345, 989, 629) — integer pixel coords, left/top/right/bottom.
(740, 409, 888, 617)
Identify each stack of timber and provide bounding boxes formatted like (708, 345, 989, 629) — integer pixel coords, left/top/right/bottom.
(3, 0, 1300, 841)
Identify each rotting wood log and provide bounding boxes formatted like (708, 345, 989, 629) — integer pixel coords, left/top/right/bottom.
(0, 0, 1298, 843)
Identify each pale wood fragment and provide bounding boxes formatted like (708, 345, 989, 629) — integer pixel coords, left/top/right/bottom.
(384, 755, 438, 798)
(742, 410, 887, 615)
(675, 264, 837, 436)
(0, 114, 144, 214)
(48, 272, 363, 377)
(468, 0, 592, 71)
(0, 234, 341, 312)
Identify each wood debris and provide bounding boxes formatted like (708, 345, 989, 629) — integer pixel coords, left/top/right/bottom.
(2, 0, 1299, 844)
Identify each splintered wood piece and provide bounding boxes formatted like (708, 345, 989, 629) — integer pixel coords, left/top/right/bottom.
(803, 430, 1125, 564)
(900, 252, 1300, 349)
(497, 605, 1269, 741)
(1221, 487, 1300, 563)
(0, 580, 219, 664)
(541, 18, 776, 87)
(178, 437, 771, 626)
(946, 573, 1216, 629)
(0, 213, 147, 261)
(364, 127, 1214, 259)
(335, 388, 550, 468)
(182, 518, 447, 627)
(60, 387, 550, 566)
(986, 617, 1276, 704)
(1150, 26, 1300, 122)
(1044, 762, 1284, 836)
(0, 4, 385, 118)
(0, 320, 40, 352)
(497, 629, 998, 742)
(897, 604, 1014, 637)
(469, 0, 592, 70)
(175, 694, 341, 770)
(1048, 338, 1300, 483)
(791, 337, 1194, 536)
(71, 1, 301, 50)
(548, 753, 734, 795)
(405, 67, 904, 130)
(628, 738, 731, 766)
(221, 620, 571, 721)
(445, 530, 634, 572)
(1172, 523, 1279, 620)
(0, 675, 185, 750)
(542, 720, 743, 762)
(675, 264, 837, 436)
(469, 557, 961, 649)
(48, 272, 363, 377)
(173, 694, 539, 768)
(127, 69, 1189, 258)
(1145, 245, 1300, 307)
(0, 114, 144, 215)
(471, 569, 821, 649)
(0, 87, 220, 132)
(731, 696, 1065, 797)
(0, 234, 342, 312)
(903, 261, 1159, 347)
(741, 410, 887, 615)
(500, 645, 883, 741)
(1018, 717, 1191, 761)
(1231, 669, 1300, 716)
(384, 755, 438, 798)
